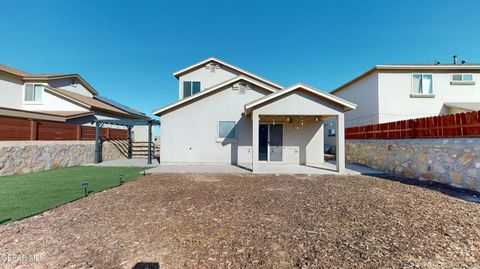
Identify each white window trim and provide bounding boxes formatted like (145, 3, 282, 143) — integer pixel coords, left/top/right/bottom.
(450, 73, 475, 85)
(411, 74, 434, 98)
(23, 83, 46, 104)
(216, 120, 237, 143)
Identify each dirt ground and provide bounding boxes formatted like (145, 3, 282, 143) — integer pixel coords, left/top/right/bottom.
(1, 173, 479, 269)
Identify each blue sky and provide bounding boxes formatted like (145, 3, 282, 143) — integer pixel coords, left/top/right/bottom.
(1, 0, 479, 118)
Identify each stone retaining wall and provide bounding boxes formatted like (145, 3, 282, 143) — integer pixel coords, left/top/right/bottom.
(0, 141, 126, 176)
(346, 139, 480, 192)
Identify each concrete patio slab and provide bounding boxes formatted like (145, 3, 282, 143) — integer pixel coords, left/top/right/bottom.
(145, 161, 385, 175)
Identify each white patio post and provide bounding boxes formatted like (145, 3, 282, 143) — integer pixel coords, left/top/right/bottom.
(252, 111, 259, 172)
(335, 113, 345, 172)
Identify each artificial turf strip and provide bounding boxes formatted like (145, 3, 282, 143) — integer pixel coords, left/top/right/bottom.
(0, 166, 147, 225)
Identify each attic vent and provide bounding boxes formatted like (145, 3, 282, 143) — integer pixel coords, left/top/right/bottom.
(205, 62, 220, 73)
(233, 82, 251, 95)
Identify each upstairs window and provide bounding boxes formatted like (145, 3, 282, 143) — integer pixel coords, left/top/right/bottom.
(412, 74, 433, 95)
(452, 74, 473, 81)
(451, 74, 474, 85)
(183, 81, 201, 98)
(24, 84, 43, 102)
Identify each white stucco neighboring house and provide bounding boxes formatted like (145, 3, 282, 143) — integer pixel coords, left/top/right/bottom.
(324, 57, 480, 146)
(154, 58, 356, 172)
(0, 64, 150, 141)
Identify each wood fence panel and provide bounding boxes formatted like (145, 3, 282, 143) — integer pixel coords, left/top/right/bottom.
(0, 117, 31, 140)
(37, 121, 77, 140)
(81, 126, 96, 140)
(345, 110, 480, 140)
(0, 116, 128, 141)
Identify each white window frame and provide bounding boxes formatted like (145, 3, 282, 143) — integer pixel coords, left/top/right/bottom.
(411, 74, 434, 98)
(450, 74, 475, 85)
(23, 83, 45, 104)
(216, 120, 237, 143)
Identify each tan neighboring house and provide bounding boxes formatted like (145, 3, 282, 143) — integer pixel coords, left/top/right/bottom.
(154, 58, 356, 172)
(324, 57, 480, 145)
(0, 64, 150, 140)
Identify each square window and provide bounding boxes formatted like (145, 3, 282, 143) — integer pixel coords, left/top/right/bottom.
(463, 74, 473, 81)
(412, 74, 433, 94)
(24, 84, 43, 102)
(218, 121, 236, 139)
(183, 81, 201, 98)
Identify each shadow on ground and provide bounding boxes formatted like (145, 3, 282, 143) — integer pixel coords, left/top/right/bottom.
(367, 173, 480, 204)
(132, 262, 159, 269)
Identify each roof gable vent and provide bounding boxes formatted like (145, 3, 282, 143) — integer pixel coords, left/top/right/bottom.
(205, 62, 220, 73)
(233, 81, 251, 95)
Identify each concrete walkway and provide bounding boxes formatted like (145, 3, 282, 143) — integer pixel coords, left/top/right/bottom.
(84, 158, 159, 168)
(145, 161, 384, 175)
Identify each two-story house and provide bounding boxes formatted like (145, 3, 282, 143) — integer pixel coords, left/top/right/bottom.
(153, 58, 356, 172)
(0, 64, 150, 141)
(324, 56, 480, 145)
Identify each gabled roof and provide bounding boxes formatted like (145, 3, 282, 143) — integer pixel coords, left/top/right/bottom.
(172, 57, 283, 90)
(153, 75, 277, 116)
(0, 64, 99, 95)
(44, 86, 148, 119)
(245, 83, 357, 114)
(331, 64, 480, 95)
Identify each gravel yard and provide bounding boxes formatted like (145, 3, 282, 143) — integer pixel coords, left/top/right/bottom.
(1, 173, 479, 268)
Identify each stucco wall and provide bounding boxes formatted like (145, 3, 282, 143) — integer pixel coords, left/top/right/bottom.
(346, 139, 480, 192)
(161, 84, 269, 164)
(378, 71, 480, 123)
(0, 74, 23, 109)
(325, 72, 378, 146)
(0, 141, 126, 176)
(335, 72, 379, 127)
(48, 77, 93, 97)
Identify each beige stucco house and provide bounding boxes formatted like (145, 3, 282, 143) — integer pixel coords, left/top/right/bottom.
(324, 59, 480, 146)
(154, 58, 356, 172)
(0, 64, 150, 141)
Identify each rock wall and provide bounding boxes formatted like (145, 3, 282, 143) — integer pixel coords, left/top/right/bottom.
(0, 141, 126, 176)
(346, 139, 480, 192)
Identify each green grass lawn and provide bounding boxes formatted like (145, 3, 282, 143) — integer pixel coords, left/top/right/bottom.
(0, 166, 147, 225)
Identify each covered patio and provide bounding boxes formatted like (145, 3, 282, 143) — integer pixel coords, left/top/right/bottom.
(244, 83, 357, 173)
(93, 119, 160, 165)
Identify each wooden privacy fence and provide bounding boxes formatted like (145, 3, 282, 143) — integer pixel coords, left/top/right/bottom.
(346, 111, 480, 139)
(0, 116, 128, 141)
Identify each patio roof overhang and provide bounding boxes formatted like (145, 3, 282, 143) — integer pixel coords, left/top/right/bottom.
(244, 83, 357, 115)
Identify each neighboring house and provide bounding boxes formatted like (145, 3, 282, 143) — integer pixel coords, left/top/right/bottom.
(153, 58, 356, 172)
(0, 64, 150, 141)
(324, 57, 480, 145)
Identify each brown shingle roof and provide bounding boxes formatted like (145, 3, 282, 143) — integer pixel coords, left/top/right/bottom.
(0, 63, 98, 94)
(0, 64, 32, 76)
